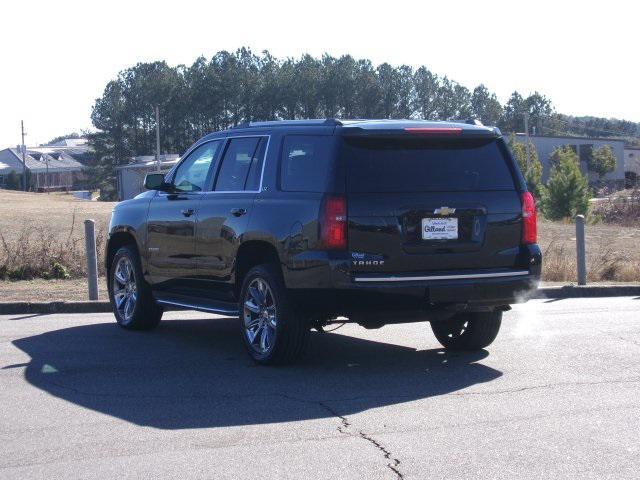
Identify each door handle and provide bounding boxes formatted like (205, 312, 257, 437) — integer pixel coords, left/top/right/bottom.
(230, 208, 247, 217)
(181, 208, 195, 217)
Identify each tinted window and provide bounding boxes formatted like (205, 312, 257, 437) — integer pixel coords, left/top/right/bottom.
(343, 137, 515, 192)
(245, 137, 267, 191)
(280, 135, 332, 192)
(172, 141, 221, 192)
(215, 137, 260, 191)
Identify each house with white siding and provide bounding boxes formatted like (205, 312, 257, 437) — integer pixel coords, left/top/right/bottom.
(0, 140, 87, 190)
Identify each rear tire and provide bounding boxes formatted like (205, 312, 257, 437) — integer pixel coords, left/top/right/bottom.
(430, 311, 502, 350)
(109, 245, 163, 330)
(239, 263, 309, 365)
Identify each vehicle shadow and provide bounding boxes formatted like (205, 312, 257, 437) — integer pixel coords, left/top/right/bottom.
(13, 317, 502, 429)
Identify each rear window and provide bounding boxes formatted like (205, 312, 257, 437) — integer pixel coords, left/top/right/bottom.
(280, 135, 332, 192)
(343, 137, 515, 193)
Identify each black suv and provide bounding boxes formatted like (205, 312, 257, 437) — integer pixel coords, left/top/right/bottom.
(106, 119, 541, 364)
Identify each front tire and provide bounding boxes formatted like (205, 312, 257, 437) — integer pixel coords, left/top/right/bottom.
(240, 264, 309, 365)
(109, 245, 163, 330)
(430, 311, 502, 351)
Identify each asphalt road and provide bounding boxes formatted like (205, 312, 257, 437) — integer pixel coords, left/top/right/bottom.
(1, 297, 639, 479)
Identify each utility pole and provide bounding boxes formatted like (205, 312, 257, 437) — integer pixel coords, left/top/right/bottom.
(155, 105, 161, 172)
(523, 113, 530, 174)
(20, 120, 27, 191)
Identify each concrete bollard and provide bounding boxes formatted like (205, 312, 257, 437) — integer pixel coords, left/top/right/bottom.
(575, 214, 587, 286)
(84, 219, 99, 300)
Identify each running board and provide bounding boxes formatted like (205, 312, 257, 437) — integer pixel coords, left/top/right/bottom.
(154, 293, 239, 316)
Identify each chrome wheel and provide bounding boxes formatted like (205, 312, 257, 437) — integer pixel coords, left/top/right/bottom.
(243, 277, 277, 354)
(112, 256, 137, 323)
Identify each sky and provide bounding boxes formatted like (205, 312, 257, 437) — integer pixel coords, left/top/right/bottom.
(0, 0, 638, 147)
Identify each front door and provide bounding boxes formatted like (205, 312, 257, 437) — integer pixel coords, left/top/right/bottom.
(146, 140, 223, 289)
(196, 136, 268, 300)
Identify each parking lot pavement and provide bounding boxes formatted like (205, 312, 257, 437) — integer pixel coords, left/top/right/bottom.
(1, 297, 639, 479)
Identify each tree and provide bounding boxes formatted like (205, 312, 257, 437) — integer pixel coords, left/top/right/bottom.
(412, 67, 439, 120)
(508, 134, 544, 199)
(471, 85, 503, 126)
(541, 147, 590, 220)
(588, 145, 616, 180)
(500, 91, 526, 132)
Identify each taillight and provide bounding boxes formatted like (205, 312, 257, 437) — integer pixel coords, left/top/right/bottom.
(521, 192, 537, 245)
(404, 127, 462, 136)
(320, 195, 347, 250)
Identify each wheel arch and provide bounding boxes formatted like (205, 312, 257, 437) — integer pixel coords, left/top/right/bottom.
(234, 240, 282, 297)
(106, 229, 141, 277)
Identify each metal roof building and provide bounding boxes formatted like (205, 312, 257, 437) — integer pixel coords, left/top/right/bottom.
(115, 154, 180, 200)
(0, 147, 85, 190)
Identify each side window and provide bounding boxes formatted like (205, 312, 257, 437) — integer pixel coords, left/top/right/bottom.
(215, 137, 260, 191)
(245, 137, 267, 191)
(172, 141, 221, 192)
(280, 135, 332, 192)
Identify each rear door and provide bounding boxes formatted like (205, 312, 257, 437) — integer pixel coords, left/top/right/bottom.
(343, 134, 523, 274)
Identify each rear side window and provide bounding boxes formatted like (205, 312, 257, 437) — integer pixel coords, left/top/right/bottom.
(343, 137, 515, 193)
(215, 137, 261, 191)
(245, 138, 267, 191)
(280, 135, 332, 192)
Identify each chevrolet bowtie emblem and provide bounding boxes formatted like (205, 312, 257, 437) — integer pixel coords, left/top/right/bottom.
(434, 207, 456, 216)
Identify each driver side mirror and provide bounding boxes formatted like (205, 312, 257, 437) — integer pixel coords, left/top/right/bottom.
(144, 173, 171, 191)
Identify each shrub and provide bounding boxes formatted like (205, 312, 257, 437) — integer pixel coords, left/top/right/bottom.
(590, 188, 640, 227)
(49, 261, 71, 279)
(541, 146, 590, 220)
(0, 212, 104, 280)
(588, 145, 616, 181)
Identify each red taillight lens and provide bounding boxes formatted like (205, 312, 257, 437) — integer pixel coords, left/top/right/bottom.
(521, 192, 537, 245)
(404, 127, 462, 136)
(320, 195, 347, 250)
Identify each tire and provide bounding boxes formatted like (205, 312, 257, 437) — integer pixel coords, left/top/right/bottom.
(239, 263, 310, 365)
(109, 245, 163, 330)
(430, 311, 502, 351)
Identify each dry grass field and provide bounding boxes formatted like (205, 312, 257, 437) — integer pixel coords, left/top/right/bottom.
(0, 190, 114, 241)
(0, 190, 115, 280)
(0, 189, 638, 302)
(538, 219, 640, 282)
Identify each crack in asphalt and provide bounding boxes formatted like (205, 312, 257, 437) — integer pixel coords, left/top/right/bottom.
(317, 400, 403, 480)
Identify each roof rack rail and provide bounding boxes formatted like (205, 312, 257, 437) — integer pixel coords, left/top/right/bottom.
(230, 118, 343, 129)
(463, 118, 484, 126)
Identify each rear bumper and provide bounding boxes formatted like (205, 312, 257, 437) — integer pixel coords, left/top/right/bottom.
(284, 244, 542, 316)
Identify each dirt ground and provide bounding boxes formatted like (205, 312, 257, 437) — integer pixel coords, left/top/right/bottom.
(0, 277, 109, 302)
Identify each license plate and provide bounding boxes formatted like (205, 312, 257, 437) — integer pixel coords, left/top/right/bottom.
(422, 217, 458, 240)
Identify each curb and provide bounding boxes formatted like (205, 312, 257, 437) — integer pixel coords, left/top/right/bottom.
(1, 285, 638, 315)
(533, 285, 640, 299)
(0, 301, 111, 315)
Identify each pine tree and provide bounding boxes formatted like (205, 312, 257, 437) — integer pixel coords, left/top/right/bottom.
(541, 147, 590, 220)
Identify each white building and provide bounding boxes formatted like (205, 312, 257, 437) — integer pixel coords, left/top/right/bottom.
(509, 134, 626, 186)
(624, 146, 640, 187)
(115, 154, 180, 200)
